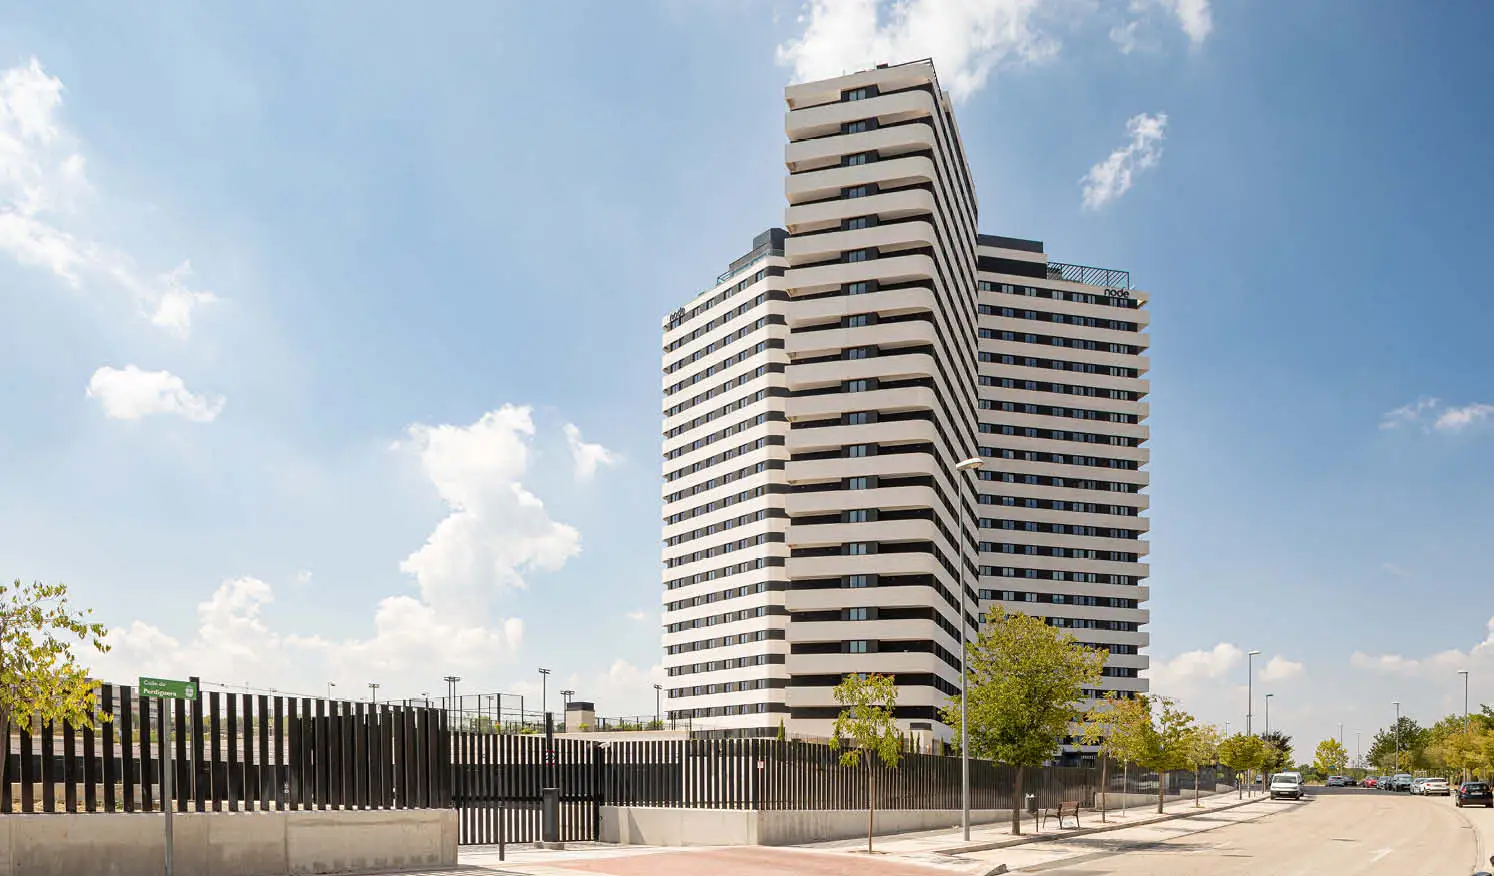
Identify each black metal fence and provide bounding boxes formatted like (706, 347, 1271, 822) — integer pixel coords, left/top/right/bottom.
(2, 683, 450, 813)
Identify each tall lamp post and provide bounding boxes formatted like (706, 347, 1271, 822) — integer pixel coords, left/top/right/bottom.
(1264, 693, 1273, 739)
(368, 682, 379, 705)
(1459, 669, 1471, 781)
(442, 675, 461, 715)
(1393, 701, 1401, 772)
(954, 456, 983, 842)
(653, 683, 663, 728)
(326, 681, 336, 701)
(538, 668, 552, 718)
(1246, 650, 1261, 736)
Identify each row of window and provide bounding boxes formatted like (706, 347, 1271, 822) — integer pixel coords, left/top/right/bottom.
(979, 518, 1142, 540)
(978, 372, 1140, 401)
(663, 532, 778, 569)
(980, 493, 1141, 517)
(665, 556, 779, 591)
(978, 423, 1140, 447)
(979, 590, 1140, 609)
(980, 472, 1143, 493)
(666, 339, 775, 393)
(664, 485, 772, 526)
(978, 280, 1141, 311)
(665, 362, 778, 416)
(664, 436, 777, 483)
(980, 544, 1139, 562)
(980, 400, 1140, 424)
(665, 458, 778, 500)
(979, 327, 1139, 356)
(979, 447, 1141, 472)
(663, 508, 779, 548)
(668, 703, 778, 720)
(978, 354, 1140, 379)
(664, 412, 780, 461)
(664, 284, 778, 353)
(665, 269, 774, 333)
(665, 580, 775, 613)
(980, 565, 1141, 584)
(980, 304, 1138, 332)
(665, 315, 783, 374)
(669, 677, 775, 698)
(666, 605, 775, 633)
(665, 628, 781, 655)
(664, 388, 782, 440)
(666, 653, 779, 677)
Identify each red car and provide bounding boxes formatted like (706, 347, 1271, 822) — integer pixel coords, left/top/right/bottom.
(1363, 777, 1378, 788)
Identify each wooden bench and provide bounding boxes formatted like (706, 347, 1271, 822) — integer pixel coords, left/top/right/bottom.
(1042, 800, 1081, 830)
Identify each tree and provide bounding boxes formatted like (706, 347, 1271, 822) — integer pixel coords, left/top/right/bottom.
(830, 673, 903, 854)
(1186, 724, 1222, 807)
(1313, 738, 1348, 778)
(1103, 693, 1198, 814)
(1260, 730, 1294, 774)
(1080, 693, 1130, 822)
(942, 611, 1105, 835)
(1218, 733, 1268, 798)
(1368, 717, 1424, 772)
(776, 718, 786, 742)
(0, 580, 109, 795)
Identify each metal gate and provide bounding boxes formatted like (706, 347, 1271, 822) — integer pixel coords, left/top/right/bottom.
(450, 730, 599, 844)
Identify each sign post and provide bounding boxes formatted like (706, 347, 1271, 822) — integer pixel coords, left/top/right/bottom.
(140, 677, 198, 876)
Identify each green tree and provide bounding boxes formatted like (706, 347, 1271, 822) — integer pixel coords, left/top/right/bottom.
(1313, 738, 1348, 778)
(1368, 717, 1424, 772)
(1103, 693, 1198, 814)
(1186, 724, 1222, 807)
(776, 718, 786, 742)
(942, 611, 1105, 835)
(1080, 692, 1131, 822)
(0, 580, 109, 796)
(830, 673, 903, 854)
(1260, 730, 1294, 774)
(1218, 733, 1268, 798)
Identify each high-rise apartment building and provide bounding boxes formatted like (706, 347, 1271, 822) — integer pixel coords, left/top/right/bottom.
(660, 61, 1149, 757)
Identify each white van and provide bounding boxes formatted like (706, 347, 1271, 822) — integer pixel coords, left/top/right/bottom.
(1270, 771, 1304, 800)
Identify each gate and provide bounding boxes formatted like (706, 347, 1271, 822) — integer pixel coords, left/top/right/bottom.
(450, 730, 599, 844)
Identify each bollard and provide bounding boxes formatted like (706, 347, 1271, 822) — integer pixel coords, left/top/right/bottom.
(1026, 793, 1038, 833)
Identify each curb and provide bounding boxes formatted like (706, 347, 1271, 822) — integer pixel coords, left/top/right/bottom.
(930, 794, 1270, 857)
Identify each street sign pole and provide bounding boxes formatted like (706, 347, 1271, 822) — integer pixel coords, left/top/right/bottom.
(140, 677, 198, 876)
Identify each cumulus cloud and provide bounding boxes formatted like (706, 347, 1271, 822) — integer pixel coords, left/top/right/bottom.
(86, 364, 225, 422)
(0, 57, 217, 337)
(1350, 617, 1494, 679)
(394, 406, 581, 617)
(563, 423, 619, 483)
(1109, 21, 1142, 54)
(1146, 642, 1242, 691)
(1259, 655, 1305, 682)
(1151, 0, 1213, 46)
(1379, 397, 1494, 433)
(1081, 112, 1167, 210)
(776, 0, 1060, 103)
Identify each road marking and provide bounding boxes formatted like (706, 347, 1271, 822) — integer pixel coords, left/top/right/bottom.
(1369, 848, 1393, 863)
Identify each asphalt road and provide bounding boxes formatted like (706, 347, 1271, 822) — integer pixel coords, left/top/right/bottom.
(1016, 787, 1490, 875)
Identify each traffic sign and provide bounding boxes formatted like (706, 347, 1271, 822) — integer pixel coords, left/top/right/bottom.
(139, 676, 197, 700)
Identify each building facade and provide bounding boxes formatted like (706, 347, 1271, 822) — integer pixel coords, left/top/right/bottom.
(660, 61, 1150, 754)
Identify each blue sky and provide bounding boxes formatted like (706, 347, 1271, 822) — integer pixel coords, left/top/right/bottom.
(3, 0, 1492, 758)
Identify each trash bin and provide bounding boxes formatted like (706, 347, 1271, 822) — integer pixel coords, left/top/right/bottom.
(541, 788, 559, 843)
(1025, 793, 1038, 814)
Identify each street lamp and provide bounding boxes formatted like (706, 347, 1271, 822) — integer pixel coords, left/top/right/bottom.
(539, 668, 552, 718)
(443, 676, 461, 714)
(326, 681, 336, 701)
(1459, 670, 1471, 781)
(954, 455, 983, 842)
(1246, 650, 1261, 736)
(1393, 701, 1401, 772)
(653, 683, 663, 728)
(1264, 693, 1273, 739)
(368, 682, 380, 705)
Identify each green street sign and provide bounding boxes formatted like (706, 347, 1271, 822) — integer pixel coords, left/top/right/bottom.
(139, 677, 197, 700)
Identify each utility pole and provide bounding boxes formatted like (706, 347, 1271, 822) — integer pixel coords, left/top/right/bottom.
(368, 682, 380, 704)
(954, 456, 982, 842)
(442, 676, 461, 718)
(326, 681, 336, 701)
(1459, 669, 1471, 782)
(1246, 650, 1261, 736)
(1393, 701, 1401, 772)
(538, 668, 552, 719)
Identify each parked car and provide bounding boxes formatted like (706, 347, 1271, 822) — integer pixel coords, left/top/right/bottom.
(1270, 771, 1305, 800)
(1410, 777, 1428, 795)
(1326, 775, 1347, 787)
(1456, 781, 1494, 808)
(1363, 776, 1378, 788)
(1421, 778, 1450, 796)
(1391, 773, 1415, 791)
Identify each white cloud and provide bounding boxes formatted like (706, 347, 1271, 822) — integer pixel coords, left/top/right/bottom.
(1259, 655, 1305, 682)
(288, 596, 523, 678)
(0, 57, 217, 337)
(294, 570, 313, 586)
(1109, 21, 1141, 54)
(625, 610, 648, 622)
(1146, 642, 1242, 692)
(563, 423, 619, 483)
(1350, 617, 1494, 679)
(1378, 397, 1494, 433)
(99, 577, 286, 683)
(1080, 112, 1167, 210)
(1153, 0, 1213, 46)
(86, 364, 225, 422)
(776, 0, 1060, 104)
(395, 405, 581, 617)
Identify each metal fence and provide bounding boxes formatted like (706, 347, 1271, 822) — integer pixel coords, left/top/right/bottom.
(2, 683, 449, 813)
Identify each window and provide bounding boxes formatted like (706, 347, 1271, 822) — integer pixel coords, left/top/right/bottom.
(845, 574, 873, 588)
(846, 542, 871, 555)
(845, 216, 875, 231)
(847, 476, 872, 490)
(843, 185, 871, 199)
(846, 249, 872, 262)
(846, 314, 873, 327)
(844, 87, 873, 101)
(847, 607, 869, 621)
(845, 379, 872, 393)
(847, 509, 872, 522)
(843, 119, 873, 134)
(846, 444, 872, 458)
(847, 640, 871, 653)
(843, 152, 874, 166)
(846, 346, 872, 360)
(847, 411, 873, 425)
(846, 280, 873, 295)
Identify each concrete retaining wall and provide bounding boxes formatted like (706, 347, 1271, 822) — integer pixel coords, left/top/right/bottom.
(601, 805, 1017, 846)
(0, 809, 457, 876)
